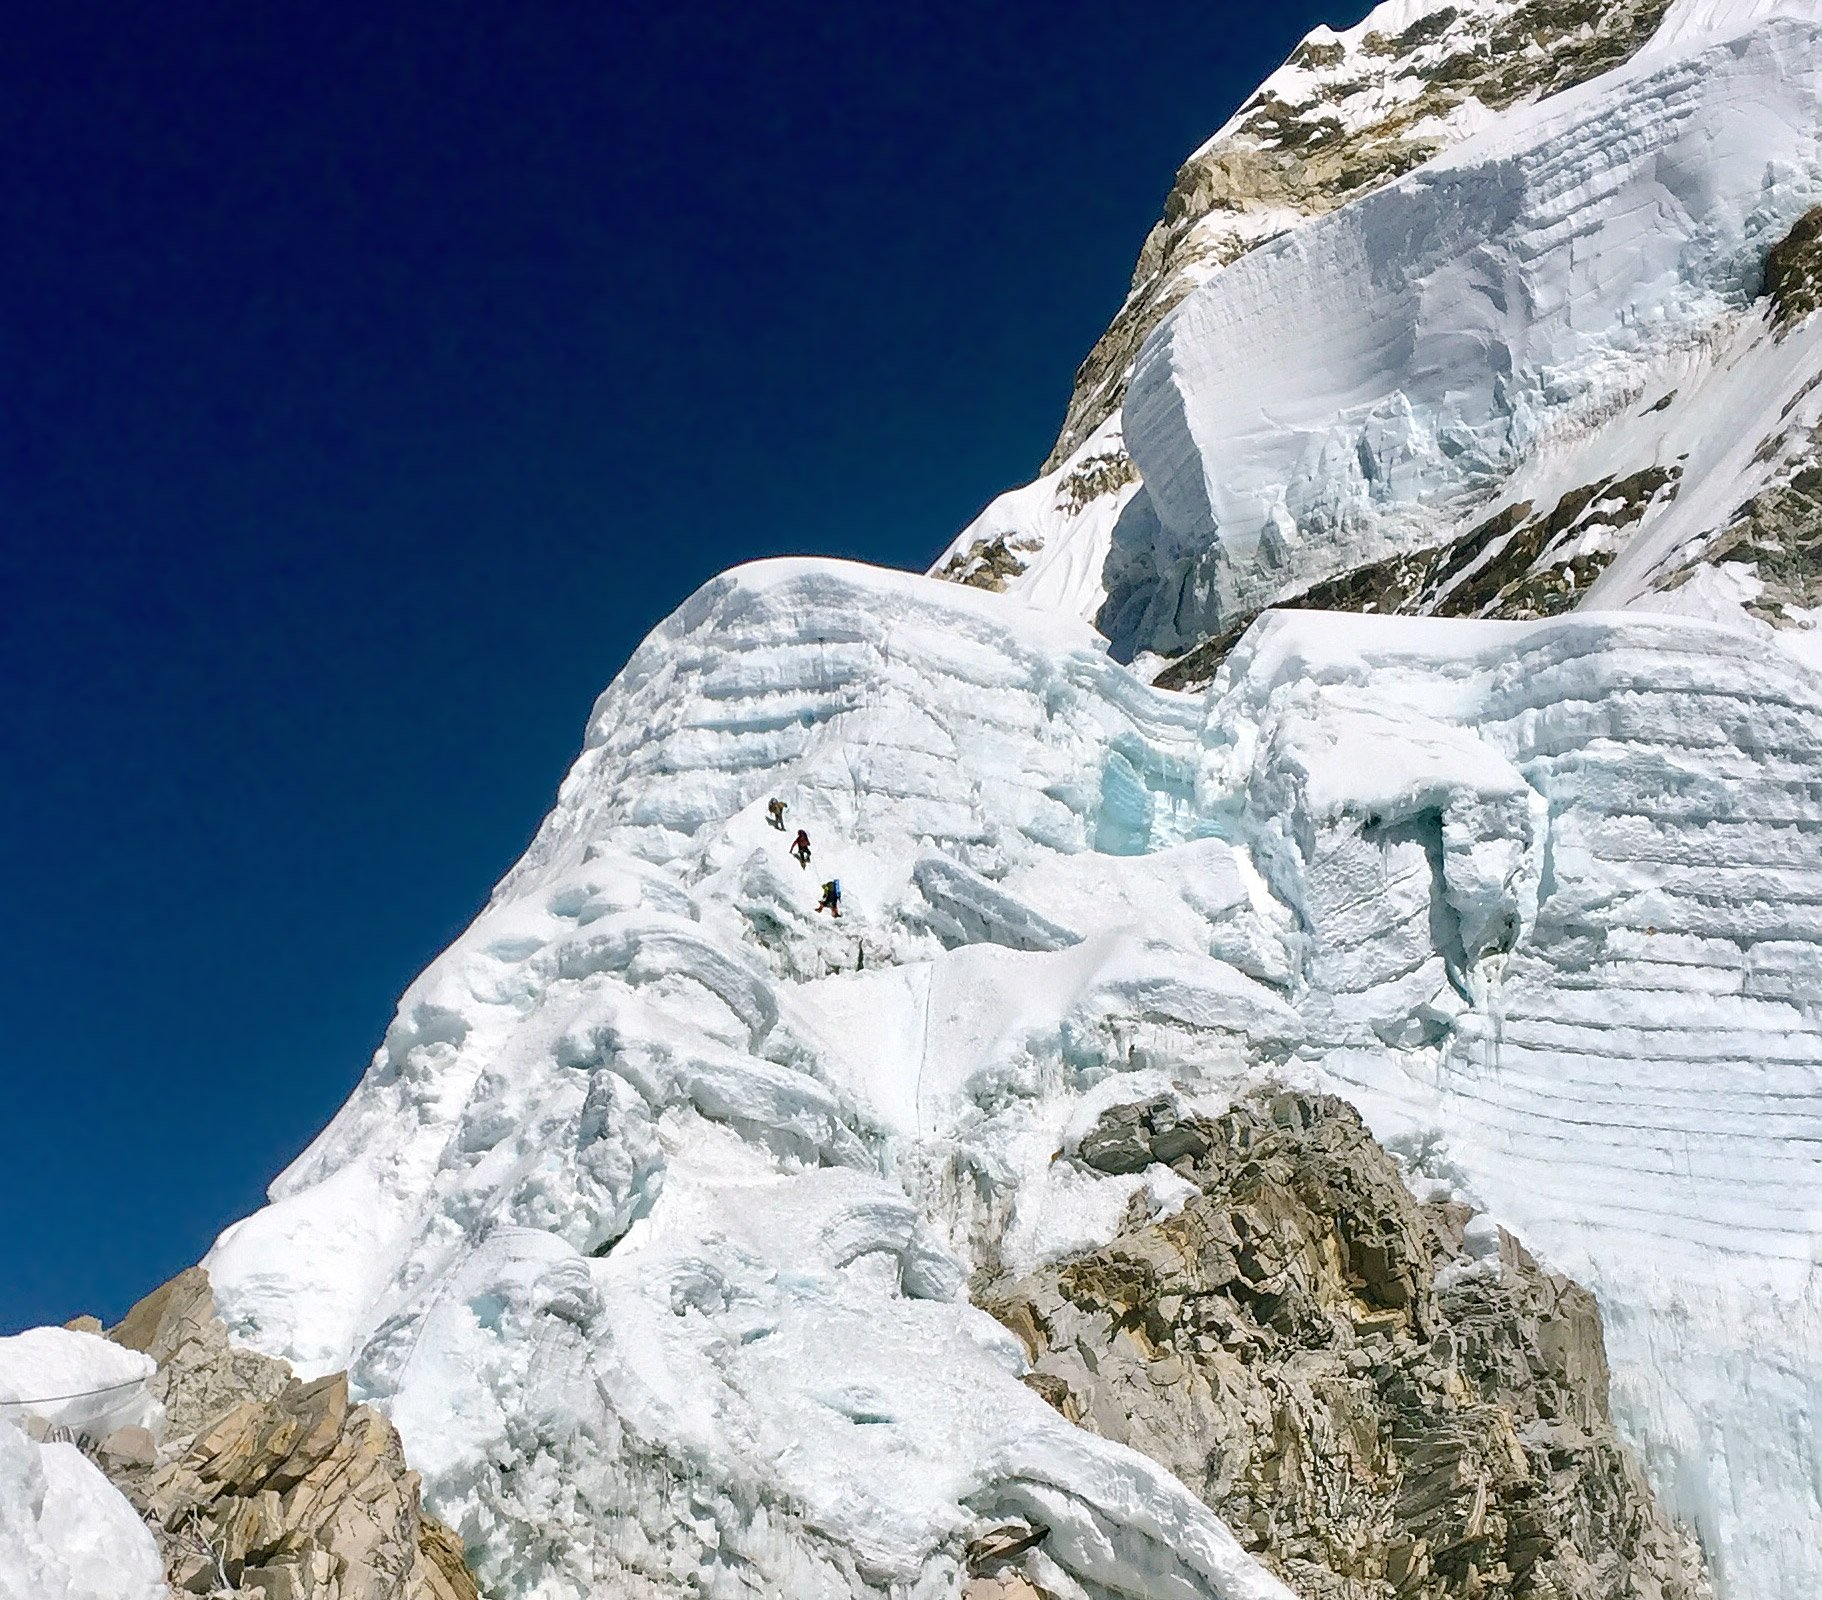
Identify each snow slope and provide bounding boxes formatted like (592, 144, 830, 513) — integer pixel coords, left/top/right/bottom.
(0, 1427, 166, 1600)
(937, 0, 1822, 675)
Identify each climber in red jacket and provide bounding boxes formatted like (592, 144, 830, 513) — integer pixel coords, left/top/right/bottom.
(791, 829, 812, 869)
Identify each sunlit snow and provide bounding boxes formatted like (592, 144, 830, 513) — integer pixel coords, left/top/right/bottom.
(9, 1, 1821, 1596)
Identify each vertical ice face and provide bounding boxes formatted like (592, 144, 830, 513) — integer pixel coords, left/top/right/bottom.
(939, 0, 1822, 673)
(931, 0, 1684, 622)
(1109, 6, 1822, 657)
(1208, 607, 1822, 1595)
(1046, 0, 1681, 469)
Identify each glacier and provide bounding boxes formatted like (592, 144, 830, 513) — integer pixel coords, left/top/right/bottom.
(12, 0, 1822, 1596)
(202, 563, 1822, 1596)
(1108, 3, 1822, 656)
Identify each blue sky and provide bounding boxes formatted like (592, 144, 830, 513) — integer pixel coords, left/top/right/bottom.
(1, 1, 1340, 1330)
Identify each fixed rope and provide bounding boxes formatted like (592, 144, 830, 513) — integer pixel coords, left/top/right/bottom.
(0, 1375, 147, 1407)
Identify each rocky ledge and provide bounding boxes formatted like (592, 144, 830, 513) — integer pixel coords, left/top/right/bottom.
(978, 1092, 1710, 1600)
(73, 1268, 476, 1600)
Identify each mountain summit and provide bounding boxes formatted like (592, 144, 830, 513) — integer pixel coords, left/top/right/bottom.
(7, 4, 1820, 1598)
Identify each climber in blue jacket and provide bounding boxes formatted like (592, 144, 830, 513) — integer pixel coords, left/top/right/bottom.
(816, 879, 842, 918)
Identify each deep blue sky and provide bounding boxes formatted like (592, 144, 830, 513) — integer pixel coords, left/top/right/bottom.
(3, 1, 1341, 1331)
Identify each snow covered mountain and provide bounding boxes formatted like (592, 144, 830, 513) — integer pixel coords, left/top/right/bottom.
(9, 2, 1822, 1598)
(936, 0, 1822, 687)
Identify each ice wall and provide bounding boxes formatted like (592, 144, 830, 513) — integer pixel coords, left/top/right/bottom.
(206, 558, 1821, 1598)
(1107, 6, 1822, 655)
(206, 563, 1302, 1600)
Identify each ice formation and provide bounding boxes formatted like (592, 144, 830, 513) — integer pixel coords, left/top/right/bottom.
(1108, 4, 1822, 655)
(0, 1332, 166, 1600)
(204, 562, 1822, 1595)
(11, 1, 1822, 1596)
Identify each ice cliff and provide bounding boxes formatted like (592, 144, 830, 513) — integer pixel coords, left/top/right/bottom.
(11, 2, 1822, 1598)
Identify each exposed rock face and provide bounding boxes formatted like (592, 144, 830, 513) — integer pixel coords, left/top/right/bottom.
(1635, 411, 1822, 626)
(1703, 433, 1822, 619)
(1044, 0, 1675, 468)
(111, 1269, 293, 1441)
(98, 1269, 476, 1600)
(982, 1093, 1711, 1600)
(937, 530, 1039, 591)
(1154, 467, 1683, 690)
(1765, 205, 1822, 331)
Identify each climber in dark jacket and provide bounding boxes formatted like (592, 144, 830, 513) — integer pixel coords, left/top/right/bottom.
(791, 829, 812, 869)
(766, 798, 787, 831)
(816, 879, 842, 918)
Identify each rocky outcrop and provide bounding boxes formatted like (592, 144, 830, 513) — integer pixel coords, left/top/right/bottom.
(95, 1269, 476, 1600)
(981, 1093, 1710, 1600)
(1766, 206, 1822, 331)
(937, 530, 1040, 591)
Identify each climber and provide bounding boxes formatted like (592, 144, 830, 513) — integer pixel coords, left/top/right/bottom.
(791, 829, 812, 869)
(816, 879, 842, 918)
(766, 798, 787, 831)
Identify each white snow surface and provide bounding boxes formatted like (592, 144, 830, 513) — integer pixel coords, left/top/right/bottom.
(197, 551, 1822, 1598)
(931, 0, 1701, 628)
(0, 1424, 165, 1600)
(1102, 0, 1822, 654)
(0, 1329, 158, 1441)
(0, 1332, 165, 1600)
(932, 412, 1143, 623)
